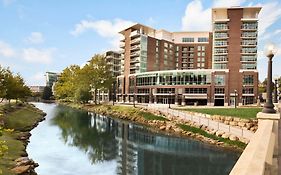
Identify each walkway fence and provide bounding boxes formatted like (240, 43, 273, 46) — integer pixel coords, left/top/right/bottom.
(146, 104, 254, 140)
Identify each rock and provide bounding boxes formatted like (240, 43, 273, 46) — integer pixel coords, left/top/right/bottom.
(224, 121, 230, 125)
(240, 137, 250, 144)
(11, 165, 32, 174)
(215, 131, 224, 137)
(238, 122, 246, 127)
(209, 130, 217, 135)
(221, 133, 230, 139)
(229, 135, 238, 141)
(159, 126, 166, 130)
(15, 157, 29, 162)
(174, 128, 181, 133)
(229, 121, 238, 126)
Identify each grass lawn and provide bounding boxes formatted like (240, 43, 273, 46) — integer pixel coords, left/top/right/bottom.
(0, 104, 44, 175)
(179, 108, 262, 119)
(93, 105, 168, 121)
(177, 124, 246, 149)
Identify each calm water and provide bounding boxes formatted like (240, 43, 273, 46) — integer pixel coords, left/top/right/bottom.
(27, 103, 240, 175)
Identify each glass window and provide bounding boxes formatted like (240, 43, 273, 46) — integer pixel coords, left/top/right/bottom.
(197, 63, 200, 67)
(164, 42, 168, 48)
(201, 57, 205, 62)
(202, 46, 205, 51)
(197, 52, 201, 56)
(156, 47, 158, 52)
(201, 63, 205, 67)
(197, 57, 201, 62)
(156, 40, 159, 46)
(202, 52, 205, 56)
(182, 37, 194, 42)
(198, 37, 208, 42)
(197, 46, 201, 51)
(243, 75, 254, 85)
(215, 75, 225, 85)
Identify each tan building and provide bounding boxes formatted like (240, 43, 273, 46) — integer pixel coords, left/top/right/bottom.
(117, 6, 261, 106)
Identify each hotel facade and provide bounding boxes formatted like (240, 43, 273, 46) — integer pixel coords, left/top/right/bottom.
(116, 7, 261, 106)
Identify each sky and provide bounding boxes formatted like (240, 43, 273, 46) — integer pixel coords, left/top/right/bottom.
(0, 0, 281, 86)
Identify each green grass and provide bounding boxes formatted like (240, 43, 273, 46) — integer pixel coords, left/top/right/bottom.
(177, 124, 246, 149)
(180, 108, 262, 119)
(90, 105, 168, 121)
(0, 131, 25, 175)
(4, 105, 43, 131)
(0, 104, 44, 175)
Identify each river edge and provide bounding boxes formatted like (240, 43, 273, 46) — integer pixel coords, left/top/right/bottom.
(61, 102, 246, 153)
(0, 103, 46, 175)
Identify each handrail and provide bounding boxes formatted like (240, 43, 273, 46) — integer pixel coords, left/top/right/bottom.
(230, 119, 275, 175)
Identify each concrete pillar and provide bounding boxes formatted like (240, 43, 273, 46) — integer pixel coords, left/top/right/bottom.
(182, 95, 186, 106)
(257, 112, 280, 174)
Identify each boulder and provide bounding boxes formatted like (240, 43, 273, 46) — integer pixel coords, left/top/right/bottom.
(159, 126, 166, 130)
(215, 131, 224, 137)
(238, 122, 246, 127)
(221, 133, 230, 139)
(11, 165, 32, 174)
(229, 135, 238, 141)
(229, 121, 238, 126)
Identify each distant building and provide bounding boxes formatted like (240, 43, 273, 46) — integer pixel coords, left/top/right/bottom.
(29, 86, 45, 93)
(104, 51, 123, 77)
(45, 72, 59, 87)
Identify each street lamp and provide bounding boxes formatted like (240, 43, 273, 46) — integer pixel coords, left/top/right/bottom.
(168, 91, 171, 109)
(234, 89, 237, 108)
(274, 76, 278, 103)
(262, 43, 277, 113)
(112, 80, 116, 106)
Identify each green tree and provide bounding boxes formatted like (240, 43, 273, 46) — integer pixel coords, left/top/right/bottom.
(54, 65, 80, 101)
(42, 86, 52, 100)
(86, 54, 114, 104)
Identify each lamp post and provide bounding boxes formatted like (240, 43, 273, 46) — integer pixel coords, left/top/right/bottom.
(234, 89, 237, 108)
(262, 43, 277, 113)
(274, 77, 278, 103)
(168, 91, 171, 109)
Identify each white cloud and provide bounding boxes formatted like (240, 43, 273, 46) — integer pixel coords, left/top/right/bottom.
(146, 17, 156, 26)
(22, 48, 55, 64)
(70, 18, 134, 50)
(0, 41, 16, 57)
(25, 32, 45, 44)
(181, 0, 211, 31)
(213, 0, 246, 7)
(26, 72, 46, 86)
(255, 1, 281, 37)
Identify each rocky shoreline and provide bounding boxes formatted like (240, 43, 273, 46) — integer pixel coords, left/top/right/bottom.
(7, 105, 46, 175)
(69, 103, 248, 151)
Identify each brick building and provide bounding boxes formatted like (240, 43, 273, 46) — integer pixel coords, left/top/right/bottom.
(116, 6, 261, 106)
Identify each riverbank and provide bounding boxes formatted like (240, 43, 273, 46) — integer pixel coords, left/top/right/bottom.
(0, 103, 46, 175)
(62, 102, 246, 151)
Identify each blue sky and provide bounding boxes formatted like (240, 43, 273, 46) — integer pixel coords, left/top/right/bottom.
(0, 0, 281, 85)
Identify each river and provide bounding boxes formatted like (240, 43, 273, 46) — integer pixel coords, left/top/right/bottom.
(27, 103, 240, 175)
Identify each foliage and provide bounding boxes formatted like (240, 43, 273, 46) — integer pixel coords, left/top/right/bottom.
(0, 66, 31, 103)
(181, 108, 262, 119)
(42, 86, 52, 100)
(54, 54, 114, 103)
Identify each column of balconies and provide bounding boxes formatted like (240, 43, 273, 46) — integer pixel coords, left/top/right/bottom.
(130, 30, 141, 73)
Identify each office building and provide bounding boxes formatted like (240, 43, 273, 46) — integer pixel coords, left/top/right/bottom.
(116, 6, 261, 106)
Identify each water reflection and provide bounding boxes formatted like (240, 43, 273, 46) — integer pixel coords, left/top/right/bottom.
(51, 105, 239, 175)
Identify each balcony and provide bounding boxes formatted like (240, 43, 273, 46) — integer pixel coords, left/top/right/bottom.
(130, 30, 140, 38)
(130, 58, 140, 63)
(130, 45, 140, 51)
(130, 38, 140, 45)
(130, 51, 140, 57)
(130, 65, 139, 70)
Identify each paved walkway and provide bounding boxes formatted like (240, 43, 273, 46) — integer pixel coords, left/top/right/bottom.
(146, 104, 255, 140)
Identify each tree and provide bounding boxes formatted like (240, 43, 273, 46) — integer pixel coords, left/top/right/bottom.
(42, 86, 52, 100)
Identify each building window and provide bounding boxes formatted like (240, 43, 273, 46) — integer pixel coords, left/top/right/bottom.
(197, 46, 201, 51)
(201, 57, 205, 62)
(176, 46, 179, 51)
(201, 63, 205, 67)
(242, 87, 254, 94)
(215, 75, 225, 85)
(198, 37, 208, 42)
(197, 52, 201, 56)
(164, 42, 168, 48)
(156, 47, 159, 52)
(215, 88, 225, 94)
(156, 40, 159, 46)
(182, 37, 194, 43)
(197, 63, 201, 67)
(202, 46, 205, 51)
(243, 75, 254, 85)
(197, 57, 201, 62)
(201, 52, 205, 56)
(185, 88, 207, 94)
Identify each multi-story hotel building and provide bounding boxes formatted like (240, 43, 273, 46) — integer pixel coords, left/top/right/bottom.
(116, 6, 261, 106)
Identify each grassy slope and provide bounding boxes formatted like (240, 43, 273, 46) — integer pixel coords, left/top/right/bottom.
(0, 104, 43, 175)
(180, 108, 262, 119)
